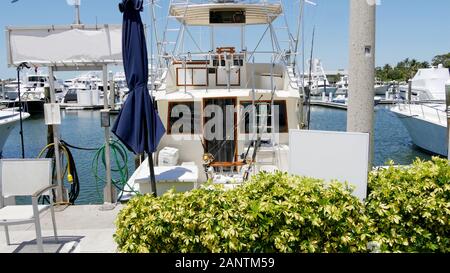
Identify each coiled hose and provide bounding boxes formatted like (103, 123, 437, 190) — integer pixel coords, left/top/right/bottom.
(92, 139, 137, 202)
(38, 142, 80, 205)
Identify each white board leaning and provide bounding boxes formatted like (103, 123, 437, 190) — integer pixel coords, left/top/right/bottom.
(289, 130, 370, 201)
(5, 24, 122, 67)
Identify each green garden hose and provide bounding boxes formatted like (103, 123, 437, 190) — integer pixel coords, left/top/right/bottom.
(92, 139, 138, 202)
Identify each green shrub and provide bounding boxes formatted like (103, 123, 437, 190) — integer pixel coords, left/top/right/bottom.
(367, 157, 450, 253)
(114, 158, 450, 253)
(114, 172, 372, 253)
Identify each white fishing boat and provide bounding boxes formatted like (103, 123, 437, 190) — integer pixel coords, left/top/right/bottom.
(305, 59, 337, 96)
(391, 65, 449, 156)
(123, 0, 306, 198)
(0, 107, 30, 157)
(391, 102, 447, 156)
(374, 79, 389, 96)
(398, 64, 450, 101)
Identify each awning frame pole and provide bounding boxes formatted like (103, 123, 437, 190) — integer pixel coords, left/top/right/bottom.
(48, 66, 66, 204)
(102, 64, 115, 206)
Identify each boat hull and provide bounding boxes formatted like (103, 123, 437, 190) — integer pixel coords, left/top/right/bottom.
(394, 111, 447, 156)
(375, 85, 389, 96)
(0, 111, 30, 157)
(311, 87, 338, 96)
(5, 100, 45, 114)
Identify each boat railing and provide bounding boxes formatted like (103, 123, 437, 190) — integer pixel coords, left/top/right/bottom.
(398, 102, 447, 125)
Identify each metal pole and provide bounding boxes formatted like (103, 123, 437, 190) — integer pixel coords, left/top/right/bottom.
(149, 0, 157, 197)
(347, 0, 376, 168)
(407, 79, 412, 103)
(16, 67, 25, 158)
(75, 4, 81, 25)
(148, 153, 157, 197)
(48, 66, 66, 203)
(241, 25, 245, 51)
(211, 25, 215, 52)
(102, 65, 114, 205)
(446, 81, 450, 161)
(150, 0, 155, 97)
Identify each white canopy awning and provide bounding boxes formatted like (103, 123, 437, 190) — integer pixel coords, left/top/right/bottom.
(6, 24, 123, 67)
(169, 3, 283, 26)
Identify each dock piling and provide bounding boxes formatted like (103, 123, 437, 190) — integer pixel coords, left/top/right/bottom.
(446, 81, 450, 161)
(347, 0, 376, 167)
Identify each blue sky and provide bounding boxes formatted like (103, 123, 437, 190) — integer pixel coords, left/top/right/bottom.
(0, 0, 449, 80)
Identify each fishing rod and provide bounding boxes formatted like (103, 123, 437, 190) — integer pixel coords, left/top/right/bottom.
(306, 25, 316, 130)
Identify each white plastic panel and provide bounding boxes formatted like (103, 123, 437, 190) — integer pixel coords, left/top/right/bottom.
(289, 130, 369, 201)
(44, 103, 61, 125)
(1, 159, 52, 197)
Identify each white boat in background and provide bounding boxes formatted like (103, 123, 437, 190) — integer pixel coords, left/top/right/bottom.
(62, 72, 104, 106)
(398, 64, 450, 101)
(3, 74, 65, 114)
(391, 64, 449, 156)
(0, 107, 30, 157)
(306, 59, 337, 96)
(391, 103, 447, 156)
(336, 75, 389, 96)
(335, 75, 349, 96)
(374, 80, 390, 96)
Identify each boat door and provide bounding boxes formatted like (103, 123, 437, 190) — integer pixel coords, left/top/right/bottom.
(203, 98, 237, 164)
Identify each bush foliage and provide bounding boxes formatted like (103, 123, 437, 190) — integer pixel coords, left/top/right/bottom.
(115, 173, 371, 253)
(114, 157, 450, 253)
(367, 158, 450, 252)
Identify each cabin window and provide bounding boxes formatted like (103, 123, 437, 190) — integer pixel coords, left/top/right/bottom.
(176, 68, 208, 86)
(168, 102, 202, 135)
(210, 10, 246, 24)
(240, 101, 288, 134)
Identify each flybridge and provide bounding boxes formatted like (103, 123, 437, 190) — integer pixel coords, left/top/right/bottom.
(169, 0, 283, 26)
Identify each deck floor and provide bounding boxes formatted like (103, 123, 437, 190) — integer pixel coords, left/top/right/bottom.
(0, 204, 123, 253)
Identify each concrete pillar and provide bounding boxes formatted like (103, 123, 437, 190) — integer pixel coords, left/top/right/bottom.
(347, 0, 376, 167)
(446, 81, 450, 161)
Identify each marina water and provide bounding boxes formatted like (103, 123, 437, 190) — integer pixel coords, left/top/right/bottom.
(3, 105, 432, 205)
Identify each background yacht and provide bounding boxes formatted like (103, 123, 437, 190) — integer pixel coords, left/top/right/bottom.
(305, 59, 337, 96)
(398, 64, 449, 101)
(3, 74, 65, 114)
(391, 64, 449, 156)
